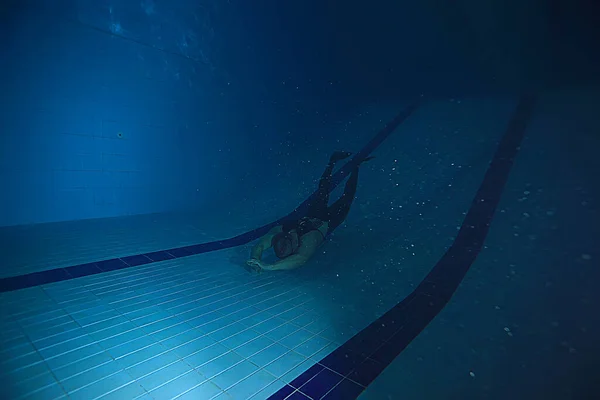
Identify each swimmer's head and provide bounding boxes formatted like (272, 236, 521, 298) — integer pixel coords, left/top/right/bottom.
(272, 231, 299, 259)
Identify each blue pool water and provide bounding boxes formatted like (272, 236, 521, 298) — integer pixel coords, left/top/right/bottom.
(1, 1, 599, 400)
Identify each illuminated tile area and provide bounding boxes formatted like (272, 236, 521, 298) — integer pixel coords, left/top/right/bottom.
(0, 255, 339, 400)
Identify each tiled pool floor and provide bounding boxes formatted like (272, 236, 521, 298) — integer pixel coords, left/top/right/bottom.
(1, 244, 345, 399)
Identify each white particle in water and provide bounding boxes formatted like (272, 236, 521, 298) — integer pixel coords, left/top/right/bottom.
(469, 371, 475, 377)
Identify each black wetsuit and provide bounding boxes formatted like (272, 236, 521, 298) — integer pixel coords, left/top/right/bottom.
(283, 161, 359, 237)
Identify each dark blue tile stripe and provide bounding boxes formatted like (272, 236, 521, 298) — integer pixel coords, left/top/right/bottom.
(0, 103, 419, 294)
(267, 94, 536, 399)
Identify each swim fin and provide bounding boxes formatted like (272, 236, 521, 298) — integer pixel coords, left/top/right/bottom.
(330, 151, 353, 163)
(359, 156, 376, 164)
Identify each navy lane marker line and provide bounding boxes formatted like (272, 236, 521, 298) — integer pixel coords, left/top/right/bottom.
(267, 94, 537, 400)
(0, 102, 420, 293)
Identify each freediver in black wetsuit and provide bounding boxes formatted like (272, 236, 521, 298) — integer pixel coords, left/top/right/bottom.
(246, 151, 373, 272)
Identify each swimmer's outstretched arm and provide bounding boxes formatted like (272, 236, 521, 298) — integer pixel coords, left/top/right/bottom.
(260, 231, 320, 271)
(250, 225, 282, 260)
(261, 254, 309, 271)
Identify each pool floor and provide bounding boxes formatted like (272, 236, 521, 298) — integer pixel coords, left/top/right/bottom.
(0, 216, 354, 399)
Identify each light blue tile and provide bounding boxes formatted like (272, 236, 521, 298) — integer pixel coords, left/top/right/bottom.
(0, 349, 43, 372)
(184, 343, 230, 369)
(10, 307, 49, 324)
(176, 380, 223, 400)
(133, 394, 154, 400)
(309, 342, 339, 362)
(105, 334, 156, 359)
(212, 391, 235, 400)
(279, 329, 313, 350)
(194, 314, 234, 333)
(226, 369, 278, 399)
(262, 302, 296, 316)
(281, 359, 315, 384)
(147, 370, 205, 399)
(252, 287, 288, 302)
(98, 293, 140, 307)
(38, 334, 95, 360)
(53, 292, 99, 305)
(44, 343, 105, 371)
(251, 317, 286, 334)
(212, 361, 259, 390)
(234, 336, 275, 358)
(16, 306, 65, 321)
(63, 300, 104, 316)
(264, 323, 300, 342)
(125, 350, 181, 379)
(11, 307, 55, 325)
(51, 351, 113, 381)
(149, 321, 194, 342)
(211, 299, 244, 315)
(237, 310, 271, 328)
(138, 360, 194, 392)
(86, 321, 138, 342)
(293, 335, 331, 358)
(248, 379, 287, 400)
(84, 315, 133, 334)
(115, 343, 169, 369)
(25, 321, 80, 343)
(34, 327, 87, 352)
(125, 307, 166, 322)
(8, 371, 57, 398)
(303, 318, 334, 335)
(139, 317, 185, 336)
(0, 332, 28, 350)
(161, 328, 204, 349)
(68, 370, 134, 400)
(263, 351, 305, 378)
(217, 327, 259, 348)
(16, 382, 67, 400)
(171, 334, 217, 358)
(75, 309, 121, 327)
(114, 300, 154, 316)
(216, 301, 251, 317)
(166, 301, 200, 317)
(319, 326, 349, 345)
(289, 311, 320, 328)
(113, 296, 152, 312)
(248, 343, 289, 368)
(277, 307, 309, 323)
(194, 296, 225, 310)
(0, 319, 21, 335)
(61, 360, 123, 393)
(20, 312, 71, 333)
(0, 339, 36, 361)
(0, 358, 49, 383)
(209, 322, 248, 343)
(227, 306, 261, 322)
(154, 293, 190, 309)
(297, 298, 318, 311)
(131, 311, 174, 327)
(97, 380, 146, 400)
(196, 351, 243, 379)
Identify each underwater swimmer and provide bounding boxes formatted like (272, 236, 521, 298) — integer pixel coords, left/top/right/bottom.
(246, 151, 373, 272)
